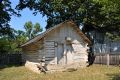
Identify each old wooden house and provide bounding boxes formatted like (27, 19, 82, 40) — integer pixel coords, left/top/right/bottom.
(21, 21, 91, 73)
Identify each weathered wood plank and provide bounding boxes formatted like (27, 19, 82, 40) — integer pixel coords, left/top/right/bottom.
(0, 54, 22, 65)
(45, 61, 55, 64)
(45, 50, 55, 53)
(45, 58, 55, 64)
(45, 55, 55, 57)
(94, 53, 120, 65)
(45, 46, 55, 48)
(45, 48, 55, 50)
(45, 52, 55, 55)
(45, 42, 54, 45)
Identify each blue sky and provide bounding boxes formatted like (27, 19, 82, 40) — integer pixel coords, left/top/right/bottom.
(10, 0, 47, 31)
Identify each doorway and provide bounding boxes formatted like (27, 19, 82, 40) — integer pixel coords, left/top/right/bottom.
(66, 44, 73, 64)
(57, 44, 64, 64)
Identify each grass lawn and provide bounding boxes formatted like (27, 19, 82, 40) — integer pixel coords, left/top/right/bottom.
(0, 65, 120, 80)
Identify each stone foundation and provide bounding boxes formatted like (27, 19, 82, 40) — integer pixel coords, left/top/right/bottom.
(25, 61, 88, 73)
(25, 61, 40, 74)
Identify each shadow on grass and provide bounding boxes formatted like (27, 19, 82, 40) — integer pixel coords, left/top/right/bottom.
(106, 73, 120, 80)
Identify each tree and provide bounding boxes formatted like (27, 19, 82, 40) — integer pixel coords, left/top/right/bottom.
(16, 0, 120, 39)
(14, 30, 27, 47)
(0, 0, 20, 36)
(24, 21, 42, 39)
(0, 21, 42, 53)
(0, 28, 26, 53)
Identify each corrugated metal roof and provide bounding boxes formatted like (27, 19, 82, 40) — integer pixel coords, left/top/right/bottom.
(21, 21, 91, 47)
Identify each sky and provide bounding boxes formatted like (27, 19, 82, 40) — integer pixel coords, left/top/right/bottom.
(10, 0, 47, 31)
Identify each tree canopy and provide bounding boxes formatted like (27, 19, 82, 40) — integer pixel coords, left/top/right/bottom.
(24, 21, 43, 39)
(16, 0, 120, 40)
(0, 0, 20, 36)
(0, 21, 42, 53)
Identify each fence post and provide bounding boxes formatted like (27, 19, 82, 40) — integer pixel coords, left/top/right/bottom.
(119, 54, 120, 66)
(106, 54, 110, 66)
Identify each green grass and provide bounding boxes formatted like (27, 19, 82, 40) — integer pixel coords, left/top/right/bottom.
(0, 65, 120, 80)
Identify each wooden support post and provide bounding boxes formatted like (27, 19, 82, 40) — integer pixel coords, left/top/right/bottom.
(107, 54, 110, 66)
(119, 54, 120, 66)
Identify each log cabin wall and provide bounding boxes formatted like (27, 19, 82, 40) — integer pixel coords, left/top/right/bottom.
(44, 23, 88, 65)
(22, 39, 44, 63)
